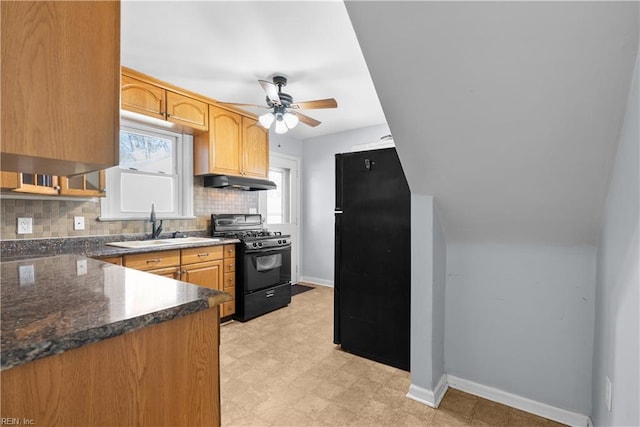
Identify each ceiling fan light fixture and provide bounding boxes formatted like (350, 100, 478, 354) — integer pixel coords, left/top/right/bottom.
(275, 114, 288, 134)
(283, 112, 299, 129)
(259, 112, 275, 129)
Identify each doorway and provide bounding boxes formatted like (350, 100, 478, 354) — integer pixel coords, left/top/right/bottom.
(259, 152, 301, 283)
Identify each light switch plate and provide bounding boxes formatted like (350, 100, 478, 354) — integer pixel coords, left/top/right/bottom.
(17, 217, 33, 234)
(74, 216, 85, 231)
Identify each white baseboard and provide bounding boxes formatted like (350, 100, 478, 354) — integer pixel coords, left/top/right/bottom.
(299, 276, 334, 287)
(406, 374, 448, 408)
(447, 375, 589, 427)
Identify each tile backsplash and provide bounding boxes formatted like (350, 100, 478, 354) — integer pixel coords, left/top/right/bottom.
(0, 177, 258, 240)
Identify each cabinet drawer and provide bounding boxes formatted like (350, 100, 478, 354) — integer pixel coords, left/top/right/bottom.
(223, 258, 235, 273)
(224, 272, 235, 288)
(223, 244, 236, 259)
(181, 246, 223, 265)
(222, 286, 235, 317)
(98, 256, 122, 266)
(123, 250, 180, 271)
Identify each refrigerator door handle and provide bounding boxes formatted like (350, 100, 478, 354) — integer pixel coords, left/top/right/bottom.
(333, 211, 342, 344)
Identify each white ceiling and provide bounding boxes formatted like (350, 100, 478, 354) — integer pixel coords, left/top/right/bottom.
(121, 0, 386, 139)
(346, 1, 639, 245)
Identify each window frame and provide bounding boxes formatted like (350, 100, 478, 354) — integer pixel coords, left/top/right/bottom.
(99, 119, 194, 221)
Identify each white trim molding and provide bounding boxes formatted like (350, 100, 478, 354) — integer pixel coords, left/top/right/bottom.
(406, 374, 448, 408)
(299, 276, 334, 287)
(447, 375, 590, 427)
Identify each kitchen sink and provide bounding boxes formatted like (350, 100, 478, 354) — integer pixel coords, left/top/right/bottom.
(106, 237, 222, 249)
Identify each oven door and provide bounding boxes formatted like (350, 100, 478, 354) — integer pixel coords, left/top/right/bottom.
(243, 246, 291, 293)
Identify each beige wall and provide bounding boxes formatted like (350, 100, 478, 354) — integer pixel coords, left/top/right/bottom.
(0, 177, 257, 239)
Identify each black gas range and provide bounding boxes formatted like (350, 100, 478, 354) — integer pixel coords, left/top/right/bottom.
(212, 214, 291, 321)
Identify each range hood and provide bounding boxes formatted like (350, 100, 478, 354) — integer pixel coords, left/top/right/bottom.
(203, 175, 276, 191)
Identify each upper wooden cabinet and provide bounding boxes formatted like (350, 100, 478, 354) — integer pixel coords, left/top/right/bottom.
(58, 170, 106, 197)
(1, 1, 120, 176)
(121, 71, 208, 131)
(194, 105, 269, 179)
(121, 76, 165, 120)
(242, 117, 270, 179)
(165, 91, 208, 130)
(1, 170, 106, 197)
(195, 106, 242, 176)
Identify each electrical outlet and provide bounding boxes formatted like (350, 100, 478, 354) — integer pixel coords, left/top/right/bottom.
(605, 376, 612, 411)
(76, 259, 88, 275)
(74, 216, 85, 231)
(17, 217, 33, 234)
(19, 265, 35, 285)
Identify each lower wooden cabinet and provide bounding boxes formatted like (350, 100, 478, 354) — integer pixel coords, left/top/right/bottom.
(98, 256, 122, 266)
(222, 244, 236, 317)
(182, 260, 224, 291)
(120, 244, 236, 319)
(123, 250, 180, 272)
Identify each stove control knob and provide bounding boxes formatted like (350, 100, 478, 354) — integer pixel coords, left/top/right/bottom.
(252, 242, 257, 248)
(278, 240, 282, 244)
(258, 242, 263, 247)
(282, 239, 287, 244)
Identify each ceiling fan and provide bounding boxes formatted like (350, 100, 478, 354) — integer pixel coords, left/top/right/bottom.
(220, 75, 337, 134)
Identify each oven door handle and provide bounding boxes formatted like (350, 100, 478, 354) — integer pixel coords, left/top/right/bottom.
(244, 245, 290, 254)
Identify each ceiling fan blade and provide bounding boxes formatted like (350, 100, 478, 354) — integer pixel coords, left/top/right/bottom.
(259, 80, 281, 105)
(295, 111, 321, 127)
(218, 102, 269, 109)
(290, 98, 337, 110)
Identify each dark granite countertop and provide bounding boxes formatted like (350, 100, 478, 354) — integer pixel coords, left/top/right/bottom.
(0, 233, 240, 260)
(0, 254, 232, 371)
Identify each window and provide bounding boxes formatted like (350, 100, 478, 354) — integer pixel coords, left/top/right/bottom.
(266, 168, 291, 224)
(100, 120, 193, 220)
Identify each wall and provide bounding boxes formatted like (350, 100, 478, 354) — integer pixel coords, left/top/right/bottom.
(407, 195, 447, 406)
(409, 195, 435, 395)
(300, 123, 390, 284)
(0, 177, 257, 239)
(432, 205, 447, 389)
(591, 54, 639, 427)
(269, 131, 303, 158)
(445, 244, 596, 415)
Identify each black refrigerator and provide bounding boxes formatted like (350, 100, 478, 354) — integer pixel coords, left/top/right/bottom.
(334, 147, 411, 371)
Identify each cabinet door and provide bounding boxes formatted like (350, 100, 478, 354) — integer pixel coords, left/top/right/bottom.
(242, 117, 269, 178)
(147, 266, 181, 279)
(58, 170, 106, 197)
(166, 91, 208, 131)
(195, 105, 242, 176)
(183, 260, 224, 292)
(1, 1, 120, 176)
(121, 75, 165, 120)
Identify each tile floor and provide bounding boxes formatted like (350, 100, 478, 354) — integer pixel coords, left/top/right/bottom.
(219, 284, 564, 426)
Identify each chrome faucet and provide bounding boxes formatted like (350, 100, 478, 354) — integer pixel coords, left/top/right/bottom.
(150, 204, 163, 239)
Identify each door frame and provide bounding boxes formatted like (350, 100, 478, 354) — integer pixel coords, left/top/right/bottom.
(258, 152, 301, 283)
